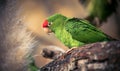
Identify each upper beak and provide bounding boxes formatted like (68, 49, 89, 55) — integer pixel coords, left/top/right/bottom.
(43, 27, 52, 34)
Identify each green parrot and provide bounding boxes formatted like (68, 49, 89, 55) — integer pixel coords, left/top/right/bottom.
(42, 14, 111, 48)
(79, 0, 118, 26)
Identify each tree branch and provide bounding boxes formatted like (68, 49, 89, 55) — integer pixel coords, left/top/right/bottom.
(40, 41, 120, 71)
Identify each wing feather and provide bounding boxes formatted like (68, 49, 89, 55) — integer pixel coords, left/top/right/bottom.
(65, 18, 109, 43)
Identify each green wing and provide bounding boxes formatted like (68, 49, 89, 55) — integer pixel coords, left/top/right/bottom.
(65, 18, 110, 43)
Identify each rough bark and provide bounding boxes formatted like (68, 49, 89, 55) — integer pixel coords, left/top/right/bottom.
(40, 41, 120, 71)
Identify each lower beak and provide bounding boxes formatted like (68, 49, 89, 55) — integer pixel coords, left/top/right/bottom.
(43, 28, 52, 34)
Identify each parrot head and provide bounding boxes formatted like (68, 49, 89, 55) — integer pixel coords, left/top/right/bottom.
(42, 19, 52, 34)
(42, 14, 67, 34)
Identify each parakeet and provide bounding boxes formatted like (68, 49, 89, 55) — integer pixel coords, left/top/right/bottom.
(42, 14, 111, 48)
(79, 0, 118, 26)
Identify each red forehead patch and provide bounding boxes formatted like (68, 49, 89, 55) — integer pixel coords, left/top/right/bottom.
(42, 20, 48, 27)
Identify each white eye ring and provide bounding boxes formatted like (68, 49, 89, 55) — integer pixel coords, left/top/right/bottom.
(48, 22, 53, 27)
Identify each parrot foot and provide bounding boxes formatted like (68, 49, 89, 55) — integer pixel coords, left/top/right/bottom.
(66, 47, 78, 53)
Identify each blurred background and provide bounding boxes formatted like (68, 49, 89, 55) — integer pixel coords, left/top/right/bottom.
(19, 0, 120, 68)
(1, 0, 120, 68)
(20, 0, 89, 67)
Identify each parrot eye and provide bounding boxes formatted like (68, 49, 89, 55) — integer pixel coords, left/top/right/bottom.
(48, 22, 53, 27)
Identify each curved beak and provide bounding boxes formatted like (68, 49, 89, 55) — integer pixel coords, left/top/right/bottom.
(43, 27, 52, 34)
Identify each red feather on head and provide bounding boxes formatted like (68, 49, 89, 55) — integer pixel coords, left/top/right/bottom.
(42, 20, 48, 28)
